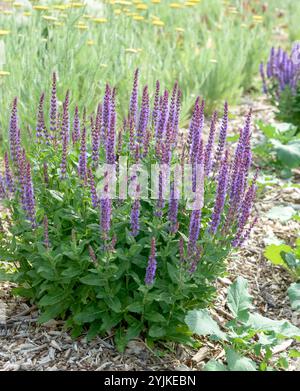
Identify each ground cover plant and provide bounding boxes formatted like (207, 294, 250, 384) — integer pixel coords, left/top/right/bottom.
(0, 70, 258, 350)
(0, 0, 292, 144)
(253, 120, 300, 177)
(185, 277, 300, 371)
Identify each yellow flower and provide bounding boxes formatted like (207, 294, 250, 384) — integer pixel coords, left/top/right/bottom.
(114, 9, 122, 15)
(42, 15, 58, 22)
(0, 71, 10, 76)
(132, 15, 144, 21)
(93, 18, 108, 24)
(53, 5, 68, 11)
(175, 27, 184, 33)
(54, 22, 64, 27)
(75, 23, 88, 30)
(23, 12, 31, 16)
(115, 0, 132, 5)
(87, 39, 95, 46)
(0, 29, 10, 36)
(82, 14, 93, 19)
(170, 3, 183, 9)
(125, 48, 139, 53)
(100, 63, 108, 68)
(253, 15, 263, 21)
(3, 11, 13, 15)
(13, 2, 24, 7)
(136, 3, 147, 10)
(185, 2, 196, 6)
(69, 2, 85, 8)
(151, 0, 160, 3)
(152, 20, 164, 27)
(33, 5, 50, 11)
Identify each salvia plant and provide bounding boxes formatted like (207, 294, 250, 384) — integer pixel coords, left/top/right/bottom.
(0, 71, 257, 350)
(260, 45, 300, 131)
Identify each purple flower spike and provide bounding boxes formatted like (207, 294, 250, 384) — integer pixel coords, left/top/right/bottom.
(72, 106, 80, 143)
(137, 85, 149, 148)
(88, 168, 98, 208)
(204, 111, 218, 176)
(4, 152, 14, 193)
(25, 161, 36, 227)
(152, 80, 160, 128)
(50, 72, 57, 135)
(188, 209, 202, 255)
(168, 181, 179, 234)
(100, 197, 112, 236)
(130, 198, 140, 237)
(129, 69, 139, 125)
(60, 132, 68, 179)
(36, 93, 47, 143)
(214, 102, 228, 170)
(101, 84, 111, 144)
(61, 90, 70, 141)
(9, 97, 20, 162)
(106, 91, 116, 164)
(145, 237, 157, 286)
(43, 162, 49, 186)
(78, 126, 87, 182)
(210, 150, 229, 235)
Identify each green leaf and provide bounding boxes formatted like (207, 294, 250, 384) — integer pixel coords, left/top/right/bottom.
(48, 190, 64, 202)
(288, 283, 300, 311)
(266, 206, 295, 222)
(39, 290, 65, 306)
(203, 360, 228, 371)
(264, 244, 293, 267)
(185, 309, 227, 340)
(167, 262, 180, 284)
(246, 313, 300, 338)
(148, 325, 166, 338)
(272, 139, 300, 168)
(79, 273, 105, 286)
(227, 277, 253, 320)
(126, 302, 143, 314)
(226, 349, 257, 371)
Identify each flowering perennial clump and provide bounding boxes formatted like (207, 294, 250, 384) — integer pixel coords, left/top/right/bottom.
(0, 71, 257, 347)
(260, 45, 300, 129)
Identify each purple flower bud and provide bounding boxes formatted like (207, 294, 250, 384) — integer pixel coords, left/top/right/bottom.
(152, 80, 160, 128)
(25, 161, 36, 227)
(204, 111, 218, 176)
(89, 245, 98, 264)
(78, 126, 87, 182)
(145, 237, 157, 285)
(9, 97, 20, 162)
(210, 150, 229, 235)
(130, 198, 140, 237)
(188, 209, 202, 255)
(50, 72, 57, 135)
(137, 85, 149, 148)
(43, 162, 49, 186)
(101, 84, 111, 143)
(88, 168, 98, 208)
(129, 69, 139, 125)
(168, 181, 179, 234)
(4, 152, 14, 193)
(72, 106, 80, 143)
(43, 215, 50, 248)
(100, 197, 111, 236)
(214, 102, 228, 170)
(36, 93, 48, 143)
(60, 132, 68, 179)
(106, 91, 116, 164)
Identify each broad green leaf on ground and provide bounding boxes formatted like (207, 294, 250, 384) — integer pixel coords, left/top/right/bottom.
(288, 283, 300, 311)
(246, 313, 300, 338)
(203, 360, 228, 371)
(264, 244, 293, 267)
(226, 349, 257, 371)
(271, 139, 300, 168)
(266, 206, 295, 222)
(185, 309, 227, 340)
(227, 277, 253, 320)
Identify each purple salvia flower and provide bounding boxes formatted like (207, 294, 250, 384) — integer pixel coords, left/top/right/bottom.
(101, 84, 111, 143)
(36, 93, 48, 143)
(89, 245, 98, 264)
(155, 89, 169, 142)
(106, 91, 116, 164)
(187, 97, 200, 148)
(9, 97, 19, 162)
(4, 152, 14, 193)
(179, 237, 185, 262)
(145, 237, 157, 286)
(189, 244, 202, 274)
(204, 111, 218, 176)
(167, 81, 178, 132)
(60, 132, 68, 179)
(130, 197, 140, 237)
(72, 105, 81, 143)
(129, 117, 135, 156)
(168, 181, 179, 234)
(137, 85, 149, 147)
(78, 126, 87, 182)
(25, 161, 36, 227)
(190, 99, 204, 164)
(172, 88, 182, 146)
(188, 209, 202, 255)
(43, 162, 49, 186)
(88, 168, 98, 208)
(152, 80, 160, 128)
(100, 196, 112, 236)
(155, 169, 165, 218)
(260, 63, 268, 94)
(129, 69, 139, 125)
(61, 90, 70, 141)
(214, 102, 228, 170)
(43, 215, 50, 248)
(92, 116, 100, 167)
(210, 150, 229, 235)
(117, 128, 123, 157)
(234, 215, 258, 248)
(143, 129, 151, 158)
(0, 175, 6, 199)
(50, 72, 57, 135)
